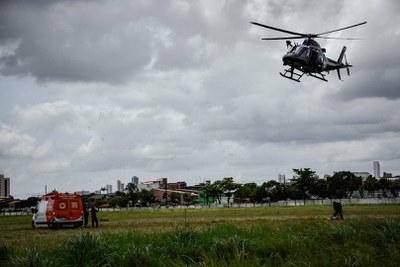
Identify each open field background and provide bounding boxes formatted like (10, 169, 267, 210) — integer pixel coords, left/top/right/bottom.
(1, 204, 400, 266)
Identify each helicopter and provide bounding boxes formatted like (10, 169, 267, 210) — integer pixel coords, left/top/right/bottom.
(250, 21, 367, 82)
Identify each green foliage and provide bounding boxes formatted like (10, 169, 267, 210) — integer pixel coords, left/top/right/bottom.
(109, 195, 129, 208)
(169, 192, 181, 205)
(0, 241, 13, 264)
(2, 205, 400, 266)
(137, 189, 156, 206)
(200, 181, 221, 204)
(292, 168, 317, 202)
(25, 197, 39, 207)
(236, 183, 258, 203)
(125, 182, 139, 205)
(327, 171, 362, 198)
(9, 247, 57, 267)
(60, 232, 119, 266)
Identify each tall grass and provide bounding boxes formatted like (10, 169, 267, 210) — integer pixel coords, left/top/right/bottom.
(1, 205, 400, 266)
(1, 218, 400, 266)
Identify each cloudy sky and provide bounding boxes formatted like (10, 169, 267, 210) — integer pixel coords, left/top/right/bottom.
(1, 0, 399, 198)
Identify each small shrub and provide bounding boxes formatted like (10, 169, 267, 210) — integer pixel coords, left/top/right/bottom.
(0, 241, 13, 264)
(9, 247, 56, 267)
(211, 234, 247, 261)
(61, 232, 119, 267)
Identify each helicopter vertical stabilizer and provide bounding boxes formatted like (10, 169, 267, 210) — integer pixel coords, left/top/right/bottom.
(337, 46, 347, 64)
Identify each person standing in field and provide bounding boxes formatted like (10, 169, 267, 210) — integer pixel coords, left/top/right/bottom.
(90, 206, 99, 228)
(332, 201, 344, 220)
(83, 203, 89, 227)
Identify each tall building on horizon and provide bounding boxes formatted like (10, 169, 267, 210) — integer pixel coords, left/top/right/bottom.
(117, 180, 122, 192)
(0, 174, 11, 198)
(278, 174, 286, 184)
(132, 176, 139, 185)
(373, 161, 380, 179)
(106, 184, 112, 194)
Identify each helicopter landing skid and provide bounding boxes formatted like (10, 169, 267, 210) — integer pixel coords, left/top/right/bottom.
(280, 68, 329, 82)
(306, 72, 328, 82)
(279, 68, 304, 82)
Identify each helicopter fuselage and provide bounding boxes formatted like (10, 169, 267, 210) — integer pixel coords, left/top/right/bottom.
(282, 40, 327, 74)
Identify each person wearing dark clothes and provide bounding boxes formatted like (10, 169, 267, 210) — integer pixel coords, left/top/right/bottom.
(333, 201, 344, 219)
(91, 206, 99, 228)
(83, 203, 89, 227)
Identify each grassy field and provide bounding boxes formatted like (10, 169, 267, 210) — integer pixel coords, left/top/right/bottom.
(1, 204, 400, 266)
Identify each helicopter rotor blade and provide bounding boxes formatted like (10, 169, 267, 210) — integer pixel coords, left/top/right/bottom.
(261, 36, 305, 41)
(250, 22, 306, 37)
(316, 21, 367, 36)
(317, 36, 363, 40)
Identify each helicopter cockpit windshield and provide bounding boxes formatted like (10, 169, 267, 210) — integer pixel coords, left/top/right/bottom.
(288, 45, 308, 57)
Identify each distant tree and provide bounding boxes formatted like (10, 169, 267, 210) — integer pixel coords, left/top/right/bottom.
(125, 183, 139, 206)
(235, 183, 257, 203)
(285, 183, 303, 201)
(363, 175, 379, 197)
(25, 196, 39, 207)
(254, 182, 268, 203)
(345, 173, 362, 198)
(0, 201, 8, 210)
(264, 180, 281, 202)
(327, 173, 347, 199)
(138, 189, 156, 207)
(379, 177, 390, 197)
(388, 180, 399, 197)
(292, 168, 317, 204)
(212, 180, 223, 204)
(169, 192, 181, 205)
(201, 181, 222, 204)
(327, 171, 362, 198)
(219, 177, 241, 204)
(109, 194, 129, 208)
(183, 193, 193, 206)
(309, 179, 328, 199)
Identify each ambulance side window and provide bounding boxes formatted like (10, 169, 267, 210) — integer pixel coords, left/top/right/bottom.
(70, 201, 79, 210)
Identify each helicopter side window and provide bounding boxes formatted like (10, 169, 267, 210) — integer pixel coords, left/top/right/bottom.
(288, 46, 297, 53)
(295, 46, 307, 56)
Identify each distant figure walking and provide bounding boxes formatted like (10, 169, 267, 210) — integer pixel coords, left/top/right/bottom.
(83, 203, 89, 227)
(90, 206, 99, 228)
(332, 201, 344, 220)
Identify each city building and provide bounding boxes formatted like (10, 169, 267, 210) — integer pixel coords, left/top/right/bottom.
(106, 184, 112, 194)
(168, 181, 187, 190)
(131, 176, 139, 185)
(0, 174, 11, 198)
(373, 161, 380, 178)
(138, 178, 167, 191)
(278, 174, 286, 184)
(352, 172, 371, 181)
(383, 172, 392, 178)
(116, 180, 125, 192)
